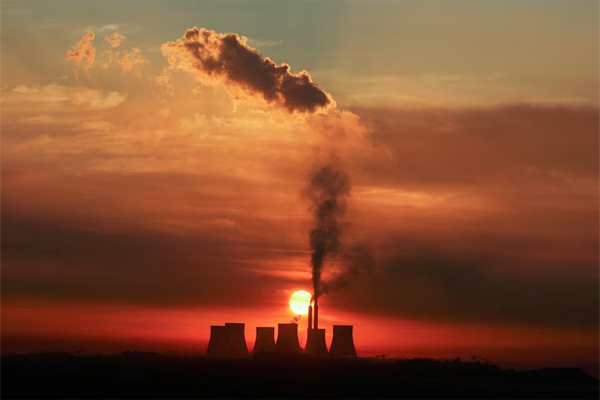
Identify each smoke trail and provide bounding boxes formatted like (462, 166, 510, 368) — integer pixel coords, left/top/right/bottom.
(321, 244, 375, 295)
(307, 165, 351, 301)
(160, 27, 335, 113)
(158, 28, 369, 298)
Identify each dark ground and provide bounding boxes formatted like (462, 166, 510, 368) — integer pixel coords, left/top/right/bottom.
(2, 351, 598, 399)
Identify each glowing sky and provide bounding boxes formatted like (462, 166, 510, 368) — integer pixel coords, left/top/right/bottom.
(1, 0, 598, 365)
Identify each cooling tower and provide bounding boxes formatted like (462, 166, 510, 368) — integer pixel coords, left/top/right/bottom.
(329, 325, 357, 358)
(305, 328, 328, 356)
(275, 323, 301, 353)
(252, 327, 276, 355)
(206, 326, 229, 357)
(224, 323, 249, 357)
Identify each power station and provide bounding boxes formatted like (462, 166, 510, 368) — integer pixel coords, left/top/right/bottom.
(252, 327, 275, 355)
(205, 296, 357, 358)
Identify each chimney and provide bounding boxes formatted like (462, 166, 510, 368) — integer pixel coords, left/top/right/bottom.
(305, 328, 328, 356)
(224, 323, 249, 357)
(275, 323, 301, 354)
(252, 327, 275, 355)
(329, 325, 357, 358)
(206, 326, 229, 357)
(307, 305, 313, 331)
(314, 301, 319, 330)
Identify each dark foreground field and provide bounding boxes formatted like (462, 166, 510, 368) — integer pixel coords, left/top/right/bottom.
(2, 352, 598, 399)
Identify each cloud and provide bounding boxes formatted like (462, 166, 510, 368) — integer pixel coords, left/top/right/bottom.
(100, 33, 148, 72)
(350, 104, 599, 188)
(66, 32, 95, 77)
(38, 18, 60, 30)
(97, 24, 119, 33)
(0, 167, 309, 309)
(119, 48, 148, 72)
(4, 84, 126, 110)
(325, 245, 599, 327)
(160, 27, 335, 113)
(246, 38, 284, 49)
(1, 62, 597, 331)
(105, 32, 125, 48)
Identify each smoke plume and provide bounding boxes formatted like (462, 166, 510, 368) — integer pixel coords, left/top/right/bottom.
(160, 27, 334, 113)
(306, 166, 351, 300)
(158, 28, 367, 299)
(66, 32, 96, 77)
(321, 245, 375, 295)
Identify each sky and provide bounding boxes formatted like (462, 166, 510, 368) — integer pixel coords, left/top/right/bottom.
(1, 0, 598, 366)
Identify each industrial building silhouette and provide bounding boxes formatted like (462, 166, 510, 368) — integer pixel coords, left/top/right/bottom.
(252, 327, 275, 355)
(275, 323, 302, 354)
(225, 323, 249, 357)
(206, 326, 229, 357)
(206, 323, 357, 358)
(206, 297, 358, 358)
(305, 328, 328, 356)
(329, 325, 357, 357)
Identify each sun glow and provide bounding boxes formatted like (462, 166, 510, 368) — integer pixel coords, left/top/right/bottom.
(289, 290, 312, 315)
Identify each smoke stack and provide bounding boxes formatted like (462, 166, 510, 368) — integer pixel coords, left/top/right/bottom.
(206, 326, 229, 357)
(275, 323, 301, 354)
(329, 325, 357, 358)
(252, 327, 275, 355)
(308, 305, 313, 331)
(224, 323, 249, 357)
(305, 328, 328, 356)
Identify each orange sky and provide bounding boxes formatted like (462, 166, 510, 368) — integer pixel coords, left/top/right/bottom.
(1, 1, 598, 366)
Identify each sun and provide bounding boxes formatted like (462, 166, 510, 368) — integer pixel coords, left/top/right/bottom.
(289, 290, 312, 315)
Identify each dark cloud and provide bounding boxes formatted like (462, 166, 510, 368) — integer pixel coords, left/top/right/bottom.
(350, 104, 599, 189)
(325, 243, 599, 327)
(3, 204, 596, 327)
(161, 27, 334, 113)
(0, 211, 301, 309)
(321, 244, 375, 295)
(0, 166, 309, 310)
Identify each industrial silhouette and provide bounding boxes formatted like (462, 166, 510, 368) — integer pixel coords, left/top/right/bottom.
(329, 325, 357, 357)
(206, 326, 229, 357)
(252, 327, 276, 355)
(206, 323, 250, 357)
(225, 323, 249, 357)
(205, 298, 358, 358)
(4, 294, 597, 399)
(275, 323, 301, 354)
(305, 328, 328, 356)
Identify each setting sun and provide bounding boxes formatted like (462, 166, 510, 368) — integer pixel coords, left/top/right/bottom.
(289, 290, 312, 315)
